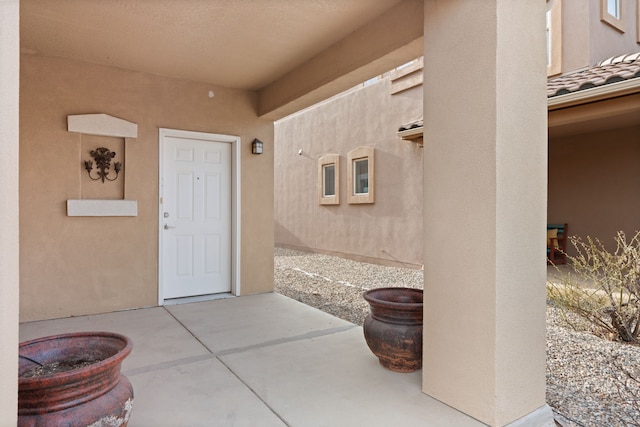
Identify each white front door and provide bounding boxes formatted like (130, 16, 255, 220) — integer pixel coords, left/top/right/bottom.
(159, 129, 234, 301)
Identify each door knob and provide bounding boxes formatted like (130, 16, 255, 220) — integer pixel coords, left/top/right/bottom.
(164, 224, 176, 230)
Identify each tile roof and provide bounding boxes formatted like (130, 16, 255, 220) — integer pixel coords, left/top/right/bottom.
(399, 52, 640, 132)
(547, 52, 640, 98)
(398, 119, 423, 131)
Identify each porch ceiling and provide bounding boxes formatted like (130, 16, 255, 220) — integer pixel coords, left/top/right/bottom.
(548, 52, 640, 138)
(548, 95, 640, 138)
(20, 0, 405, 91)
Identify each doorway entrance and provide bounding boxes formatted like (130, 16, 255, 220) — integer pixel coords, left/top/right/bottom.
(158, 128, 240, 303)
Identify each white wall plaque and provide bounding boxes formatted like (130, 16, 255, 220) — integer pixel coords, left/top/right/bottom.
(67, 199, 138, 217)
(67, 114, 138, 138)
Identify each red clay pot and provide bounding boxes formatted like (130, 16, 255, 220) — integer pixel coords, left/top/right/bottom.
(18, 331, 133, 427)
(363, 287, 423, 372)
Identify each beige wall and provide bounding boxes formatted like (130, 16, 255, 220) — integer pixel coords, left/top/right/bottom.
(423, 0, 548, 425)
(0, 0, 19, 422)
(561, 0, 592, 73)
(274, 78, 423, 268)
(589, 0, 640, 62)
(562, 0, 640, 73)
(549, 125, 640, 252)
(20, 54, 274, 321)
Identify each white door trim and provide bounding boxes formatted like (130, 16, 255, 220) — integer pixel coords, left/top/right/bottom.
(158, 128, 241, 305)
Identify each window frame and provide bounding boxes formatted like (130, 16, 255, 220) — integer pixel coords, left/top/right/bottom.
(347, 147, 374, 204)
(637, 0, 640, 42)
(546, 0, 562, 77)
(600, 0, 626, 33)
(318, 154, 340, 205)
(323, 164, 336, 197)
(353, 158, 369, 195)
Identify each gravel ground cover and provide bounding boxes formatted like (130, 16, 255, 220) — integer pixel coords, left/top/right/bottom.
(274, 247, 640, 427)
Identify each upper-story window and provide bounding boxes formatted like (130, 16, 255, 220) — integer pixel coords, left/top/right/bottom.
(601, 0, 626, 32)
(546, 11, 551, 65)
(608, 0, 622, 18)
(547, 0, 562, 76)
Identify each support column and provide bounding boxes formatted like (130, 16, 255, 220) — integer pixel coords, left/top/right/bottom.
(0, 0, 20, 424)
(422, 1, 552, 426)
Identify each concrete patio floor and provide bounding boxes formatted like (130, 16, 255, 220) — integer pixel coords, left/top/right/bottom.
(19, 292, 486, 427)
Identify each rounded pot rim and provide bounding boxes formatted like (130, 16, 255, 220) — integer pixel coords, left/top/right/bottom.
(363, 287, 423, 309)
(18, 331, 132, 385)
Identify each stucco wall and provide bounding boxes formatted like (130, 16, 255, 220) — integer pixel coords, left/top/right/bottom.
(549, 125, 640, 253)
(274, 78, 423, 267)
(20, 54, 274, 322)
(0, 0, 19, 422)
(561, 0, 591, 73)
(588, 0, 640, 63)
(422, 1, 548, 424)
(562, 0, 640, 73)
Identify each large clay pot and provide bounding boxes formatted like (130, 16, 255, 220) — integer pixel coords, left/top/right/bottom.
(363, 287, 423, 373)
(18, 331, 134, 427)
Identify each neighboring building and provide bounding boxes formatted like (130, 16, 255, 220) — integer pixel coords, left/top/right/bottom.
(275, 60, 424, 268)
(548, 52, 640, 251)
(546, 0, 640, 78)
(547, 0, 640, 252)
(274, 0, 640, 265)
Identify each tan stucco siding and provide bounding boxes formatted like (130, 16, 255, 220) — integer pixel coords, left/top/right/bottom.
(241, 137, 275, 294)
(588, 0, 640, 65)
(422, 1, 548, 424)
(561, 0, 640, 74)
(549, 125, 640, 253)
(274, 79, 423, 267)
(20, 54, 274, 321)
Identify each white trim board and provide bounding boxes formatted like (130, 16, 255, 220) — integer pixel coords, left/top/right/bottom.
(68, 114, 138, 138)
(157, 128, 242, 304)
(67, 199, 138, 216)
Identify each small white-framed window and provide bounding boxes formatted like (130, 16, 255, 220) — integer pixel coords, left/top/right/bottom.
(353, 159, 368, 194)
(347, 147, 374, 204)
(601, 0, 626, 32)
(546, 0, 562, 76)
(318, 154, 339, 205)
(323, 164, 336, 196)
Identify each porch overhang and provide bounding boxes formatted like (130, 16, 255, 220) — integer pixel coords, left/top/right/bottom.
(257, 0, 424, 120)
(547, 52, 640, 113)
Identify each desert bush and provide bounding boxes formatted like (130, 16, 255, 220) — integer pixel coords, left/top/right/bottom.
(547, 231, 640, 343)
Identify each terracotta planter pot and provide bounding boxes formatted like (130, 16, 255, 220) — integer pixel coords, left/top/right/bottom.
(18, 331, 133, 427)
(363, 287, 423, 373)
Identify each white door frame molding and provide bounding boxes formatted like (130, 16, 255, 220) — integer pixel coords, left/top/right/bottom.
(158, 128, 241, 304)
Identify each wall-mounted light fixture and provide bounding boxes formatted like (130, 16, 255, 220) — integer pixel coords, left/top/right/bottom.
(252, 138, 264, 155)
(84, 147, 121, 183)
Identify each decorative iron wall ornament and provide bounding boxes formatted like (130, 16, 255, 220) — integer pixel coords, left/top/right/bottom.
(84, 147, 122, 183)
